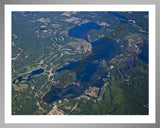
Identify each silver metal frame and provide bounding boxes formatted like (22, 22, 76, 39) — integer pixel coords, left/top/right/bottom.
(0, 0, 159, 127)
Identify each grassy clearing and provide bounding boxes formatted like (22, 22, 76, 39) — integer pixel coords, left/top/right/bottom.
(13, 83, 28, 92)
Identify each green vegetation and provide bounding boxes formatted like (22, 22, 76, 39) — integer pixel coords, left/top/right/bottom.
(12, 11, 148, 115)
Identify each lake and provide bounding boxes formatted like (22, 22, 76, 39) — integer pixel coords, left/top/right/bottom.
(138, 44, 149, 64)
(13, 68, 44, 84)
(68, 22, 102, 42)
(43, 21, 122, 104)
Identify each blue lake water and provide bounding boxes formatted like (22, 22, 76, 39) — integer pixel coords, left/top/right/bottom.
(24, 11, 29, 15)
(107, 12, 128, 21)
(23, 11, 30, 16)
(107, 12, 129, 24)
(68, 22, 102, 42)
(43, 21, 122, 104)
(43, 84, 83, 104)
(40, 28, 46, 31)
(138, 44, 149, 64)
(56, 38, 121, 83)
(13, 68, 44, 84)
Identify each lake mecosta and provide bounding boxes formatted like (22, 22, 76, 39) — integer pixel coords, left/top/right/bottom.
(43, 22, 122, 104)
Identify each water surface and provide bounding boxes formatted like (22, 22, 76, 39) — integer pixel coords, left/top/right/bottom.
(138, 44, 149, 64)
(43, 22, 121, 104)
(68, 22, 102, 42)
(13, 68, 44, 84)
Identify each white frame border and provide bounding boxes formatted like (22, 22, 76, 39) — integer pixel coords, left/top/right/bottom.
(4, 4, 156, 123)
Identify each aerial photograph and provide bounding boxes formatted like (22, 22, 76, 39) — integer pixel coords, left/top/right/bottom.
(12, 11, 149, 115)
